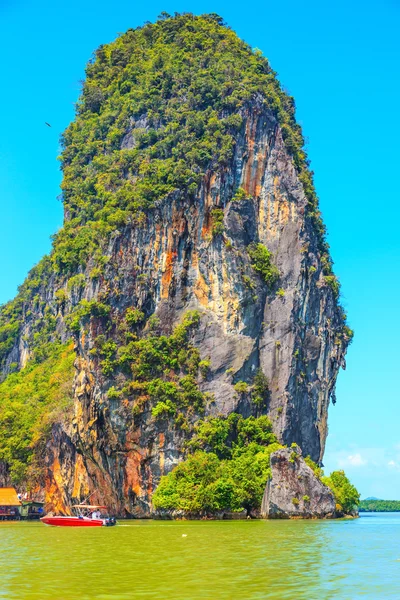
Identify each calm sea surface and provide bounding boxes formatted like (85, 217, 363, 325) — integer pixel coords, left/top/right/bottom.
(0, 513, 399, 599)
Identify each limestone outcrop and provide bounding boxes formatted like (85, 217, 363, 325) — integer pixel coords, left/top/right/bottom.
(0, 14, 351, 516)
(261, 446, 336, 518)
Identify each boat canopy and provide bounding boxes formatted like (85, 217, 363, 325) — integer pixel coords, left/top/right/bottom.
(74, 504, 107, 510)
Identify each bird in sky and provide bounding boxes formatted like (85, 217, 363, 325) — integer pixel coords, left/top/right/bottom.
(45, 122, 52, 127)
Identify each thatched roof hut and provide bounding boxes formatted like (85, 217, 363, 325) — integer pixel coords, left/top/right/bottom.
(0, 487, 21, 519)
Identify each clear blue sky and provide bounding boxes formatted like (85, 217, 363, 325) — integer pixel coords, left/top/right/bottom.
(1, 0, 399, 498)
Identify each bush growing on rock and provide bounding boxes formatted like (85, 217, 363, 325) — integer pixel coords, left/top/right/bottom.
(252, 369, 270, 407)
(322, 470, 360, 513)
(125, 307, 145, 326)
(231, 187, 250, 202)
(153, 414, 282, 513)
(247, 243, 279, 287)
(234, 381, 249, 394)
(211, 208, 224, 237)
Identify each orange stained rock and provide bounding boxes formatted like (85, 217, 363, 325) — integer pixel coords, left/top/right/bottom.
(191, 249, 199, 269)
(267, 173, 295, 229)
(75, 396, 83, 422)
(206, 172, 218, 206)
(75, 369, 91, 399)
(45, 457, 68, 514)
(72, 454, 89, 499)
(124, 428, 144, 499)
(45, 479, 67, 514)
(124, 450, 142, 498)
(207, 268, 219, 312)
(258, 191, 267, 235)
(194, 272, 210, 306)
(252, 148, 267, 198)
(52, 457, 63, 490)
(201, 210, 212, 239)
(279, 197, 290, 226)
(161, 247, 177, 299)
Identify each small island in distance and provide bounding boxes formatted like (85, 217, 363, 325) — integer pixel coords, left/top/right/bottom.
(359, 499, 400, 512)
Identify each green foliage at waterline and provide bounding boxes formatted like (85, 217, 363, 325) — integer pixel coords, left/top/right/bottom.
(153, 414, 282, 513)
(322, 470, 360, 513)
(358, 499, 400, 512)
(304, 457, 359, 513)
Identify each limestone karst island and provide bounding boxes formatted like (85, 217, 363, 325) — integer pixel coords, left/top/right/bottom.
(0, 13, 359, 521)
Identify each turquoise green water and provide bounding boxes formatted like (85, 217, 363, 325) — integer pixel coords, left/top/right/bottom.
(0, 513, 399, 599)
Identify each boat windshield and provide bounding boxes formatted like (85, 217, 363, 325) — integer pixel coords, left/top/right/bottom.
(72, 505, 108, 518)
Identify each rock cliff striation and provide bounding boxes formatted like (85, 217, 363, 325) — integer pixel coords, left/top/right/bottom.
(0, 14, 352, 516)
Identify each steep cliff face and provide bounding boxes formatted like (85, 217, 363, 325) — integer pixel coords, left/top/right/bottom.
(0, 14, 351, 515)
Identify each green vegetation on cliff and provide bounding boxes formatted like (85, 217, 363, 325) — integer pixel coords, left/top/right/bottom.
(0, 12, 346, 370)
(97, 310, 208, 425)
(57, 11, 324, 275)
(153, 414, 282, 513)
(0, 342, 75, 484)
(247, 243, 280, 287)
(0, 257, 54, 365)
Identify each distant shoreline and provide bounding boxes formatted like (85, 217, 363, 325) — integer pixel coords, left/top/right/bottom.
(359, 500, 400, 512)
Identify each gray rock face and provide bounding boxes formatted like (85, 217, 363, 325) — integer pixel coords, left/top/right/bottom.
(261, 446, 336, 518)
(120, 114, 150, 149)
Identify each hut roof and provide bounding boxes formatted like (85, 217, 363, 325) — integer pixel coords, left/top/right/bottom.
(0, 488, 21, 506)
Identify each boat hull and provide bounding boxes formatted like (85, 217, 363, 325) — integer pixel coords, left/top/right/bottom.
(41, 516, 105, 527)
